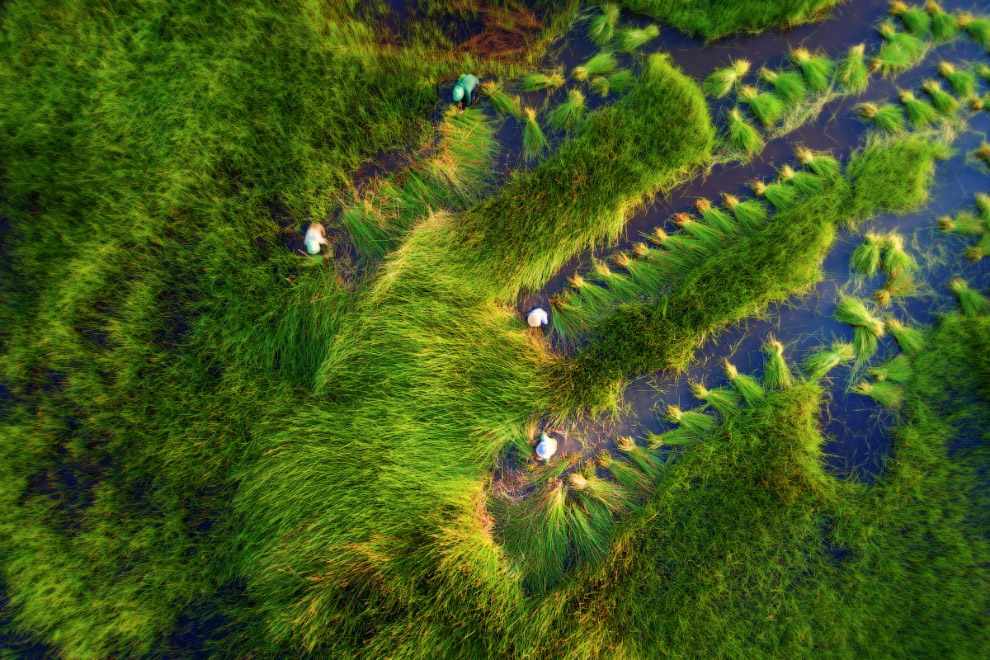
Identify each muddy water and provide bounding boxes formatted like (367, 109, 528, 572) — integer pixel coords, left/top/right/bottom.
(504, 0, 990, 477)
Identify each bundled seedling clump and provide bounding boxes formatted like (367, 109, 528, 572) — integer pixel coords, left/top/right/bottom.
(588, 3, 620, 45)
(763, 337, 795, 390)
(616, 24, 659, 53)
(695, 198, 739, 236)
(739, 85, 785, 127)
(664, 404, 719, 437)
(615, 436, 659, 480)
(522, 71, 565, 91)
(802, 342, 855, 381)
(958, 12, 990, 47)
(673, 212, 725, 251)
(752, 178, 799, 210)
(889, 1, 931, 36)
(937, 62, 976, 98)
(779, 164, 823, 195)
(869, 353, 913, 384)
(503, 479, 568, 592)
(722, 193, 769, 230)
(571, 52, 617, 82)
(939, 210, 987, 236)
(898, 89, 939, 127)
(689, 381, 740, 418)
(886, 318, 925, 356)
(599, 445, 653, 492)
(796, 147, 841, 178)
(522, 107, 549, 161)
(590, 259, 638, 300)
(726, 107, 764, 155)
(724, 360, 764, 406)
(590, 76, 610, 97)
(965, 234, 990, 262)
(834, 296, 886, 362)
(613, 252, 664, 292)
(547, 89, 586, 133)
(949, 278, 990, 316)
(704, 59, 751, 98)
(760, 67, 808, 106)
(976, 142, 990, 168)
(874, 22, 927, 75)
(926, 1, 958, 42)
(647, 227, 706, 277)
(607, 69, 636, 95)
(881, 232, 917, 275)
(857, 102, 905, 134)
(851, 380, 905, 408)
(836, 44, 870, 93)
(874, 270, 916, 307)
(851, 232, 884, 277)
(922, 79, 959, 116)
(480, 81, 521, 119)
(790, 48, 834, 93)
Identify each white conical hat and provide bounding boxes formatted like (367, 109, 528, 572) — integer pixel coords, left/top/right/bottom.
(535, 432, 557, 460)
(527, 307, 549, 327)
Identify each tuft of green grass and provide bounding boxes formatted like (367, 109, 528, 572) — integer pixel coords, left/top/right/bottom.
(522, 107, 549, 161)
(480, 81, 522, 119)
(802, 342, 855, 381)
(572, 51, 618, 81)
(886, 318, 926, 357)
(726, 107, 765, 155)
(922, 79, 960, 116)
(722, 193, 769, 229)
(874, 22, 927, 74)
(948, 278, 990, 316)
(664, 404, 719, 436)
(739, 85, 785, 127)
(521, 71, 565, 91)
(695, 198, 740, 235)
(881, 232, 918, 275)
(607, 68, 636, 95)
(938, 210, 986, 236)
(588, 3, 620, 44)
(857, 102, 906, 134)
(889, 1, 931, 36)
(790, 47, 834, 92)
(590, 75, 610, 97)
(779, 164, 824, 195)
(851, 380, 905, 407)
(673, 212, 726, 250)
(834, 296, 886, 362)
(704, 59, 751, 98)
(752, 178, 800, 210)
(724, 360, 765, 406)
(796, 147, 842, 178)
(926, 1, 958, 42)
(835, 44, 870, 92)
(616, 24, 660, 52)
(547, 89, 586, 133)
(689, 381, 741, 418)
(851, 232, 884, 277)
(613, 252, 665, 292)
(937, 62, 976, 98)
(958, 12, 990, 47)
(898, 89, 939, 127)
(763, 337, 796, 389)
(874, 270, 916, 307)
(760, 67, 808, 105)
(869, 353, 913, 384)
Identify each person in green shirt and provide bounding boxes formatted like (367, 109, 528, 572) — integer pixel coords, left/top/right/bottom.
(452, 73, 479, 113)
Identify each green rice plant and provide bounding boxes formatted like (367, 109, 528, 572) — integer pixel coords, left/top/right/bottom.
(600, 452, 654, 492)
(857, 102, 906, 134)
(875, 22, 927, 74)
(851, 380, 905, 407)
(607, 69, 636, 95)
(802, 342, 855, 381)
(480, 81, 522, 119)
(886, 318, 926, 356)
(759, 68, 807, 106)
(922, 80, 959, 116)
(958, 13, 990, 46)
(938, 211, 986, 236)
(889, 1, 931, 36)
(968, 95, 986, 112)
(615, 435, 660, 479)
(752, 178, 799, 210)
(616, 24, 659, 53)
(613, 252, 665, 292)
(790, 47, 834, 93)
(926, 1, 958, 42)
(868, 353, 913, 384)
(704, 59, 751, 98)
(590, 75, 610, 97)
(673, 212, 726, 250)
(522, 71, 565, 91)
(547, 89, 586, 133)
(796, 147, 842, 178)
(550, 291, 598, 342)
(569, 273, 615, 317)
(977, 64, 990, 83)
(937, 62, 976, 98)
(976, 142, 990, 167)
(689, 381, 741, 418)
(695, 198, 739, 236)
(724, 360, 765, 406)
(644, 428, 697, 448)
(779, 164, 824, 195)
(763, 337, 795, 390)
(850, 232, 884, 277)
(522, 107, 549, 161)
(898, 89, 939, 127)
(588, 3, 620, 44)
(590, 259, 639, 300)
(726, 107, 765, 155)
(976, 193, 990, 220)
(503, 479, 568, 593)
(647, 228, 708, 276)
(964, 234, 990, 262)
(948, 277, 990, 316)
(835, 44, 870, 93)
(739, 85, 785, 127)
(571, 52, 618, 81)
(664, 404, 719, 436)
(874, 271, 916, 307)
(834, 296, 886, 362)
(722, 193, 769, 230)
(881, 232, 918, 275)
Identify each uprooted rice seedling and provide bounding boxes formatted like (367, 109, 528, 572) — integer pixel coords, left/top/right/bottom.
(926, 1, 959, 42)
(739, 85, 786, 127)
(937, 62, 976, 98)
(836, 44, 870, 92)
(834, 296, 886, 362)
(752, 177, 800, 209)
(898, 89, 939, 127)
(957, 12, 990, 47)
(689, 381, 741, 418)
(874, 270, 917, 307)
(790, 47, 834, 92)
(851, 379, 905, 407)
(922, 79, 960, 116)
(857, 102, 906, 134)
(949, 278, 990, 316)
(802, 342, 856, 381)
(547, 88, 586, 133)
(726, 107, 765, 155)
(607, 68, 636, 94)
(588, 3, 620, 44)
(889, 1, 931, 36)
(481, 80, 522, 119)
(521, 71, 565, 91)
(851, 232, 884, 277)
(881, 232, 918, 275)
(886, 318, 926, 356)
(615, 24, 659, 52)
(571, 51, 617, 81)
(522, 107, 549, 161)
(760, 67, 808, 105)
(724, 359, 765, 406)
(869, 353, 913, 384)
(591, 75, 610, 97)
(704, 59, 751, 98)
(762, 337, 796, 390)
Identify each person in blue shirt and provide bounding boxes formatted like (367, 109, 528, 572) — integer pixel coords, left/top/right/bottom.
(452, 73, 479, 113)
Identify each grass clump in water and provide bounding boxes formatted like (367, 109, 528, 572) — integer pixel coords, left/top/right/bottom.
(886, 318, 926, 356)
(547, 89, 586, 133)
(480, 81, 522, 119)
(948, 278, 990, 316)
(760, 67, 808, 105)
(522, 107, 549, 161)
(752, 178, 800, 210)
(898, 89, 939, 127)
(616, 24, 659, 52)
(588, 3, 620, 44)
(834, 296, 886, 362)
(802, 342, 855, 381)
(790, 47, 834, 92)
(726, 107, 765, 155)
(889, 1, 931, 36)
(874, 22, 927, 75)
(763, 337, 796, 390)
(704, 59, 751, 98)
(690, 381, 741, 418)
(874, 270, 916, 307)
(957, 12, 990, 47)
(856, 102, 906, 134)
(851, 232, 884, 277)
(521, 71, 565, 91)
(572, 51, 617, 81)
(590, 75, 610, 97)
(722, 193, 769, 229)
(739, 85, 785, 127)
(851, 379, 905, 407)
(922, 79, 960, 116)
(926, 1, 958, 42)
(724, 360, 765, 406)
(607, 69, 636, 95)
(881, 232, 918, 275)
(836, 44, 870, 92)
(869, 353, 913, 384)
(664, 404, 719, 436)
(937, 62, 976, 98)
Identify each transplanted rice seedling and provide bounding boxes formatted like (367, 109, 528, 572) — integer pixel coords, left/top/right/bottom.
(881, 232, 918, 275)
(571, 52, 617, 82)
(724, 360, 765, 406)
(726, 107, 764, 155)
(802, 342, 855, 381)
(721, 193, 769, 231)
(851, 232, 884, 277)
(874, 22, 927, 75)
(689, 381, 741, 418)
(937, 62, 976, 98)
(760, 68, 808, 106)
(616, 24, 659, 53)
(738, 85, 785, 127)
(922, 80, 959, 116)
(752, 178, 799, 210)
(590, 75, 610, 97)
(958, 12, 990, 47)
(779, 164, 823, 195)
(522, 71, 565, 91)
(836, 44, 870, 93)
(857, 102, 906, 134)
(704, 59, 751, 98)
(673, 212, 725, 250)
(949, 278, 990, 315)
(851, 380, 905, 408)
(898, 89, 939, 127)
(695, 198, 739, 236)
(886, 318, 925, 356)
(834, 296, 886, 362)
(480, 81, 521, 119)
(796, 147, 842, 178)
(868, 353, 913, 384)
(874, 271, 916, 307)
(607, 69, 636, 95)
(790, 47, 834, 93)
(763, 337, 795, 390)
(889, 1, 931, 36)
(547, 89, 586, 133)
(522, 107, 549, 161)
(664, 404, 719, 437)
(588, 3, 620, 45)
(926, 1, 958, 42)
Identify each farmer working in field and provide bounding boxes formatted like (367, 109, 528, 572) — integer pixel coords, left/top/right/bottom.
(452, 73, 479, 113)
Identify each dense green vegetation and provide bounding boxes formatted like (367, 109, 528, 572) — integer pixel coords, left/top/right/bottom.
(614, 0, 845, 39)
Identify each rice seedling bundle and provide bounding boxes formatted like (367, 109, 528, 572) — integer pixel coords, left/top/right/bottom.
(615, 436, 659, 478)
(704, 59, 751, 98)
(569, 273, 614, 316)
(480, 81, 521, 119)
(959, 13, 990, 46)
(547, 89, 586, 133)
(663, 404, 718, 437)
(588, 3, 620, 45)
(759, 68, 807, 106)
(572, 52, 617, 81)
(779, 164, 823, 195)
(604, 454, 654, 491)
(969, 96, 986, 112)
(898, 89, 939, 127)
(857, 102, 906, 134)
(724, 360, 765, 406)
(868, 353, 913, 384)
(938, 211, 986, 236)
(926, 1, 958, 42)
(874, 271, 916, 307)
(632, 242, 651, 258)
(886, 318, 925, 356)
(616, 24, 659, 53)
(689, 381, 740, 418)
(949, 278, 990, 316)
(790, 48, 834, 92)
(726, 107, 765, 155)
(881, 232, 918, 275)
(583, 460, 636, 514)
(802, 342, 855, 381)
(646, 427, 699, 447)
(752, 178, 799, 210)
(975, 194, 990, 220)
(975, 142, 990, 166)
(549, 292, 594, 341)
(796, 147, 841, 178)
(507, 480, 568, 592)
(612, 252, 664, 291)
(763, 337, 795, 390)
(521, 72, 565, 91)
(834, 296, 886, 362)
(591, 259, 639, 300)
(922, 80, 959, 116)
(673, 212, 725, 251)
(850, 232, 884, 277)
(607, 69, 636, 95)
(695, 198, 739, 235)
(836, 44, 870, 93)
(722, 193, 769, 230)
(647, 228, 707, 276)
(978, 64, 990, 83)
(522, 107, 549, 161)
(889, 1, 931, 36)
(937, 62, 975, 98)
(590, 75, 610, 98)
(851, 380, 905, 408)
(876, 22, 927, 73)
(739, 85, 785, 127)
(964, 233, 990, 262)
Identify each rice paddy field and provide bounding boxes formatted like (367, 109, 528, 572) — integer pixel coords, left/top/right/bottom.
(1, 1, 989, 658)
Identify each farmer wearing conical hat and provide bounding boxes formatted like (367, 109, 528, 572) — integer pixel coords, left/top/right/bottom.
(452, 73, 479, 113)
